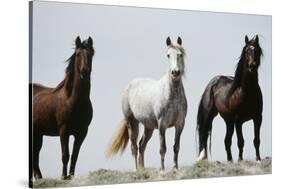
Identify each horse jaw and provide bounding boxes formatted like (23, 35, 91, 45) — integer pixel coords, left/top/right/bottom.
(196, 149, 207, 162)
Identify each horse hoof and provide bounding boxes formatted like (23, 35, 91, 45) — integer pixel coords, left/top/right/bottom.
(159, 169, 166, 176)
(61, 175, 71, 180)
(137, 167, 145, 171)
(34, 174, 42, 180)
(172, 167, 179, 173)
(196, 149, 207, 162)
(173, 165, 178, 170)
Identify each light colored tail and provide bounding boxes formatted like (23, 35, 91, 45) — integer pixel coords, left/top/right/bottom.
(106, 119, 129, 157)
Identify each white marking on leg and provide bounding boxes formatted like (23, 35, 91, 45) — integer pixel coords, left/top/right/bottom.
(196, 149, 207, 162)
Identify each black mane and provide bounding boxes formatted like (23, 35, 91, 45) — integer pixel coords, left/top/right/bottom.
(54, 38, 94, 95)
(230, 36, 263, 94)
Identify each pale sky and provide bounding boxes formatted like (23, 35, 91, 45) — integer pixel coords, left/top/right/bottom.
(32, 1, 272, 178)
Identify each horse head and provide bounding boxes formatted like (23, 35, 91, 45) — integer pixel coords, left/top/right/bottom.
(74, 36, 95, 79)
(166, 36, 185, 82)
(243, 35, 262, 74)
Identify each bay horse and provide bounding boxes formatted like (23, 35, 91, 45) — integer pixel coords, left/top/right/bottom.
(31, 36, 94, 180)
(196, 35, 263, 162)
(107, 37, 187, 171)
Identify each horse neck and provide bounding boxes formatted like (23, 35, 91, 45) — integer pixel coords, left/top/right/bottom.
(65, 68, 91, 103)
(162, 73, 184, 97)
(240, 71, 259, 92)
(232, 63, 259, 94)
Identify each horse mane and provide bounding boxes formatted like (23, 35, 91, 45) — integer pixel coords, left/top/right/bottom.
(53, 52, 75, 95)
(229, 40, 263, 95)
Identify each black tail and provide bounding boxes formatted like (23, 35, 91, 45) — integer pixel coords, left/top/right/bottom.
(196, 80, 218, 157)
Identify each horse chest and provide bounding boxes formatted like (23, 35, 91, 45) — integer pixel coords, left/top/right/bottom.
(57, 100, 93, 129)
(227, 88, 260, 117)
(158, 97, 186, 127)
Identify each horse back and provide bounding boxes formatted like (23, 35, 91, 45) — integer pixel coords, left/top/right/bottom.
(206, 75, 262, 117)
(32, 83, 54, 96)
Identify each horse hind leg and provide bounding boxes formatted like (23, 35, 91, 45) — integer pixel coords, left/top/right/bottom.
(127, 116, 139, 170)
(197, 112, 217, 162)
(138, 127, 153, 169)
(33, 133, 43, 180)
(197, 86, 218, 162)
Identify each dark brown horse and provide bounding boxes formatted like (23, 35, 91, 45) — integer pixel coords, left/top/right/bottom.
(196, 35, 263, 162)
(31, 36, 94, 180)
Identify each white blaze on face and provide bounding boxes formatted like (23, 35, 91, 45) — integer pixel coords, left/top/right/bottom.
(167, 47, 184, 75)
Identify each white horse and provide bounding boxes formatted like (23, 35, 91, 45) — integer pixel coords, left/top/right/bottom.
(107, 37, 187, 171)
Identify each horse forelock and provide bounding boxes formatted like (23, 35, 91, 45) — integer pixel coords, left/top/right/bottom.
(167, 44, 186, 56)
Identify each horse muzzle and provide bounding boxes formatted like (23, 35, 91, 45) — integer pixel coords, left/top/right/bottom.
(171, 70, 181, 79)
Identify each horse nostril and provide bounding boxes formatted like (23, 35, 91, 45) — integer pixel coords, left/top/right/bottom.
(172, 70, 180, 76)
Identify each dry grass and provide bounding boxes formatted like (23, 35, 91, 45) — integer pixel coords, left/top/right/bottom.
(33, 157, 271, 188)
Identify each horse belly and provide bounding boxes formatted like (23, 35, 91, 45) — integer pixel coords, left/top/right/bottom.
(33, 96, 59, 136)
(133, 111, 158, 129)
(162, 109, 183, 128)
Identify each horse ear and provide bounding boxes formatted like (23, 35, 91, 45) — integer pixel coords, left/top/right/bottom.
(87, 36, 93, 47)
(75, 36, 81, 48)
(255, 35, 259, 44)
(166, 37, 171, 46)
(245, 35, 249, 44)
(177, 37, 182, 45)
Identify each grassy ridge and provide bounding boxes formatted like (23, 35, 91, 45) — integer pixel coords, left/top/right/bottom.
(33, 158, 271, 188)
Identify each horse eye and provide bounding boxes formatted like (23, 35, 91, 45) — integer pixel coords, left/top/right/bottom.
(167, 54, 170, 58)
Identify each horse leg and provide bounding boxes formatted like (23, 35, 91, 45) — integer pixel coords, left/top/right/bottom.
(224, 120, 234, 161)
(69, 133, 87, 178)
(59, 130, 70, 180)
(33, 134, 43, 180)
(173, 126, 183, 169)
(253, 116, 262, 161)
(138, 127, 153, 169)
(197, 114, 216, 161)
(159, 127, 167, 170)
(235, 121, 244, 161)
(127, 117, 139, 170)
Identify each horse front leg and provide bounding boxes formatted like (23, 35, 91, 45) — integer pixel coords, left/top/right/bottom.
(173, 126, 183, 169)
(253, 116, 262, 161)
(59, 129, 70, 180)
(235, 121, 244, 161)
(159, 126, 167, 170)
(69, 133, 87, 178)
(224, 121, 234, 162)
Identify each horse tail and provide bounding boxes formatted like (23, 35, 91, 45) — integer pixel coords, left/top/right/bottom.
(197, 97, 209, 157)
(106, 118, 129, 157)
(196, 77, 218, 161)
